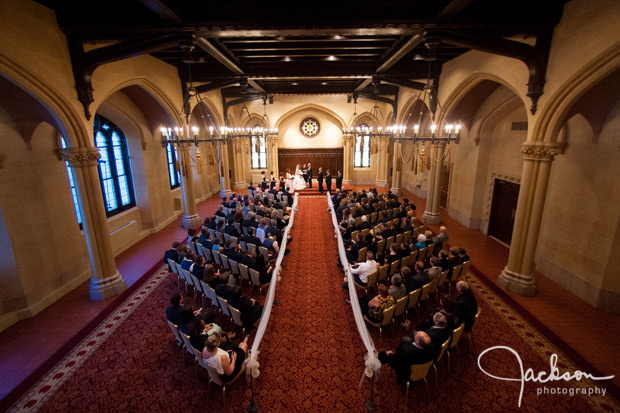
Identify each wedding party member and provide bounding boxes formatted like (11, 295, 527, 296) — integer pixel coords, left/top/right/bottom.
(270, 171, 277, 190)
(302, 163, 308, 183)
(336, 170, 343, 191)
(317, 167, 324, 193)
(307, 163, 313, 188)
(325, 170, 332, 193)
(260, 171, 267, 191)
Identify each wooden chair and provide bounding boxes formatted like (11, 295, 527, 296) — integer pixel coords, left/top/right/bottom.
(377, 239, 386, 255)
(427, 276, 441, 306)
(229, 259, 240, 278)
(220, 254, 231, 271)
(356, 246, 368, 263)
(394, 233, 403, 246)
(437, 269, 450, 299)
(464, 308, 481, 353)
(400, 255, 411, 270)
(406, 288, 421, 321)
(212, 250, 222, 267)
(203, 247, 213, 263)
(191, 274, 206, 308)
(217, 296, 232, 323)
(446, 323, 465, 371)
(392, 295, 408, 324)
(370, 211, 377, 224)
(228, 304, 246, 336)
(385, 235, 395, 249)
(409, 249, 419, 264)
(389, 259, 400, 277)
(239, 241, 248, 253)
(167, 320, 183, 348)
(416, 247, 427, 263)
(364, 304, 396, 347)
(249, 268, 270, 296)
(460, 260, 472, 280)
(417, 282, 433, 312)
(377, 263, 390, 285)
(258, 246, 271, 263)
(402, 230, 412, 244)
(167, 258, 181, 289)
(180, 332, 198, 366)
(361, 228, 371, 238)
(405, 360, 435, 406)
(354, 269, 377, 295)
(238, 263, 251, 284)
(433, 338, 451, 379)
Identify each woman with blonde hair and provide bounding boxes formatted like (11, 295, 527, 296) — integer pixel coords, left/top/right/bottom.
(202, 331, 249, 381)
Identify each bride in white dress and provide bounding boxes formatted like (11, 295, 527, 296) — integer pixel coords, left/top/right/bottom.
(292, 164, 307, 192)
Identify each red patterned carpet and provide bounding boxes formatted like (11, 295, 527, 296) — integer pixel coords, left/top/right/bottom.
(5, 197, 620, 412)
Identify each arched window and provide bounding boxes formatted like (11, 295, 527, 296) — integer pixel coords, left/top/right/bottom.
(60, 137, 82, 227)
(166, 143, 180, 189)
(94, 114, 136, 216)
(250, 128, 267, 169)
(354, 123, 371, 168)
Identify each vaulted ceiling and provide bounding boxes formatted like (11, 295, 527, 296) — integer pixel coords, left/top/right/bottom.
(35, 0, 568, 118)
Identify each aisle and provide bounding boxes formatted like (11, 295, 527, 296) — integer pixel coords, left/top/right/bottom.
(255, 196, 368, 411)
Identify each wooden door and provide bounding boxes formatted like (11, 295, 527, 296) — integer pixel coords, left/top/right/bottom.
(488, 178, 520, 245)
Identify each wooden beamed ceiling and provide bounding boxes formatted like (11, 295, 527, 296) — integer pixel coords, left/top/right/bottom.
(37, 0, 569, 104)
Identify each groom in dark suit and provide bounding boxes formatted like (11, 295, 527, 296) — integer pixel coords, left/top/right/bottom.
(325, 170, 332, 193)
(336, 170, 343, 191)
(307, 163, 313, 188)
(317, 167, 324, 193)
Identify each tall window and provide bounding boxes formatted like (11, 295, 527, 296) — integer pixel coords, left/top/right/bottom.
(166, 143, 180, 189)
(354, 123, 371, 168)
(250, 132, 267, 169)
(94, 114, 136, 216)
(61, 137, 83, 227)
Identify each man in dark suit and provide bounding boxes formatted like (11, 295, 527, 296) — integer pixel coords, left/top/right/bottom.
(307, 163, 313, 188)
(163, 241, 180, 271)
(325, 170, 332, 193)
(224, 218, 240, 238)
(455, 281, 478, 331)
(424, 313, 452, 356)
(241, 227, 262, 248)
(336, 170, 343, 191)
(317, 167, 324, 193)
(214, 272, 234, 300)
(379, 331, 435, 385)
(166, 293, 184, 325)
(412, 260, 430, 290)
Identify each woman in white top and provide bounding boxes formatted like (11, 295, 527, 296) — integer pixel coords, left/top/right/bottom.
(202, 331, 249, 381)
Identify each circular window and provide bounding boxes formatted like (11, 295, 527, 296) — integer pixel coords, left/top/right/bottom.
(300, 117, 320, 137)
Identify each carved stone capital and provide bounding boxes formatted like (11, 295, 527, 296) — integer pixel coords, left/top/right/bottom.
(521, 142, 561, 161)
(61, 148, 101, 167)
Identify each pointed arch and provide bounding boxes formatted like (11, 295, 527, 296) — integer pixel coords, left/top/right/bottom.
(275, 103, 347, 130)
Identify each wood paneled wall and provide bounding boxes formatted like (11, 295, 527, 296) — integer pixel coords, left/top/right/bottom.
(278, 148, 343, 177)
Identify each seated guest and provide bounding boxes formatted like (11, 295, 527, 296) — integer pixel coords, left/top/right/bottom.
(386, 243, 400, 264)
(388, 273, 407, 301)
(263, 232, 280, 259)
(180, 251, 195, 271)
(412, 260, 430, 290)
(203, 332, 249, 382)
(401, 266, 417, 294)
(427, 257, 442, 281)
(204, 264, 222, 288)
(187, 315, 234, 352)
(221, 196, 230, 208)
(424, 312, 452, 353)
(417, 294, 459, 331)
(432, 226, 449, 249)
(191, 255, 206, 280)
(351, 284, 395, 323)
(187, 228, 198, 245)
(241, 227, 262, 248)
(164, 241, 181, 271)
(438, 249, 452, 274)
(400, 217, 413, 234)
(424, 230, 435, 248)
(448, 246, 463, 268)
(415, 234, 427, 250)
(342, 250, 377, 290)
(207, 216, 217, 230)
(229, 286, 264, 330)
(358, 214, 371, 231)
(459, 247, 470, 263)
(345, 232, 364, 262)
(197, 228, 209, 246)
(455, 281, 478, 331)
(378, 331, 435, 385)
(214, 272, 234, 300)
(165, 293, 184, 325)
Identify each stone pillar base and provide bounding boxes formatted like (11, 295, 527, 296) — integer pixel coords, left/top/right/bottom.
(89, 272, 127, 301)
(342, 180, 353, 185)
(498, 267, 537, 297)
(182, 213, 201, 229)
(422, 210, 441, 225)
(391, 187, 402, 197)
(374, 179, 390, 188)
(232, 181, 247, 190)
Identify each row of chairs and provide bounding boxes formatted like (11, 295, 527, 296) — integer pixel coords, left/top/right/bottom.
(359, 261, 473, 346)
(167, 320, 246, 406)
(168, 259, 248, 334)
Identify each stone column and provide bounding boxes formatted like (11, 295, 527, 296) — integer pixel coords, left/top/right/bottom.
(498, 142, 561, 296)
(391, 139, 403, 196)
(218, 140, 232, 199)
(178, 142, 201, 228)
(61, 147, 127, 301)
(422, 142, 446, 225)
(342, 135, 354, 184)
(374, 136, 391, 187)
(266, 135, 279, 177)
(231, 137, 248, 190)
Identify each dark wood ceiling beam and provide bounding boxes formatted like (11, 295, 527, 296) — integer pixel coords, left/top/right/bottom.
(195, 27, 419, 38)
(377, 76, 426, 91)
(193, 35, 244, 75)
(436, 0, 473, 21)
(376, 34, 424, 73)
(137, 0, 184, 24)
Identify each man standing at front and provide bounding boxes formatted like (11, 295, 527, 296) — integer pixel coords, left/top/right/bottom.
(307, 163, 313, 188)
(325, 170, 332, 193)
(336, 170, 343, 191)
(317, 167, 324, 193)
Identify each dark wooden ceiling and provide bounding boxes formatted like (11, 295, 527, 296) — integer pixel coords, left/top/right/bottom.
(35, 0, 568, 107)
